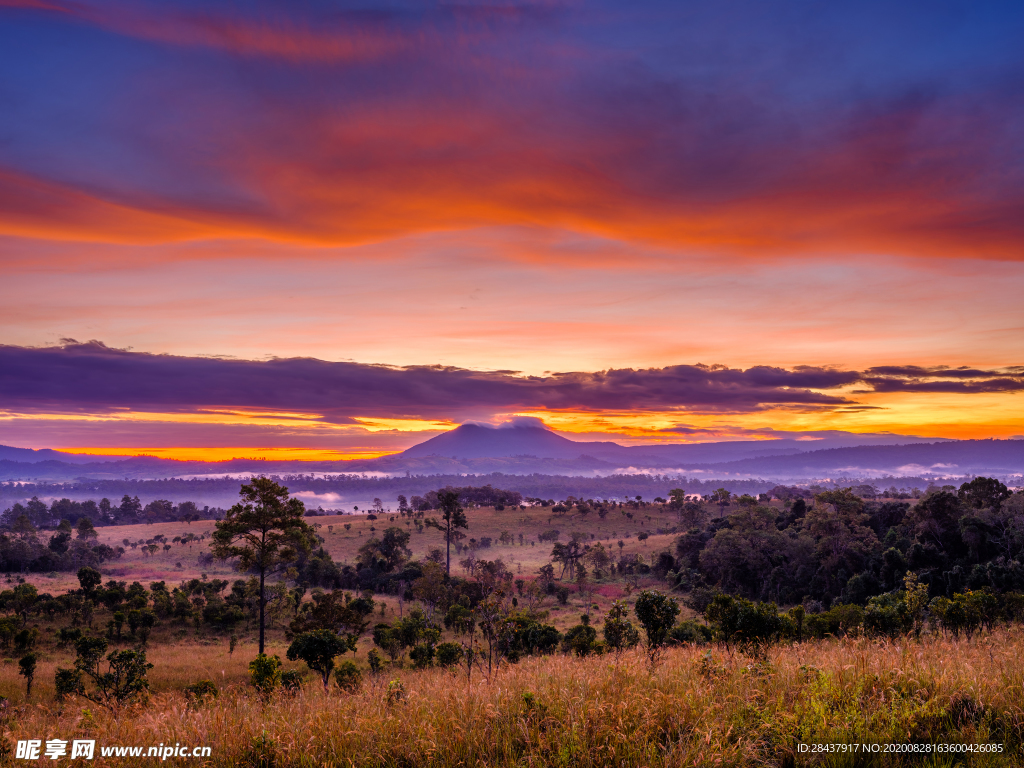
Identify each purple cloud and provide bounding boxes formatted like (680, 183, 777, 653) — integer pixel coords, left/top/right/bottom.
(0, 341, 858, 419)
(4, 343, 1021, 422)
(862, 365, 1024, 394)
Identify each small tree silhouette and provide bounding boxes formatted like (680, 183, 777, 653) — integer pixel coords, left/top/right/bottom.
(213, 478, 315, 654)
(54, 636, 152, 708)
(248, 653, 281, 700)
(634, 590, 679, 663)
(287, 630, 355, 689)
(425, 490, 468, 577)
(19, 652, 37, 698)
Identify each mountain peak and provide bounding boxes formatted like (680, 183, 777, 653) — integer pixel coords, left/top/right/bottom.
(400, 423, 586, 459)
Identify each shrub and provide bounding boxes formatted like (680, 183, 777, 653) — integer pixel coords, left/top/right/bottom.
(804, 604, 864, 639)
(685, 587, 720, 615)
(502, 616, 561, 658)
(696, 649, 727, 679)
(556, 586, 570, 605)
(373, 624, 405, 662)
(864, 573, 930, 640)
(14, 628, 38, 654)
(788, 605, 805, 640)
(367, 649, 383, 674)
(561, 623, 599, 656)
(409, 643, 435, 669)
(863, 593, 913, 639)
(77, 566, 102, 596)
(55, 627, 83, 649)
(248, 654, 282, 699)
(669, 620, 712, 645)
(653, 551, 676, 579)
(966, 590, 999, 631)
(930, 591, 994, 639)
(1003, 592, 1024, 622)
(335, 660, 362, 693)
(435, 642, 464, 668)
(603, 600, 640, 652)
(521, 691, 548, 719)
(54, 668, 84, 701)
(634, 590, 680, 659)
(443, 605, 475, 636)
(244, 733, 277, 768)
(705, 594, 785, 654)
(287, 629, 354, 689)
(54, 637, 153, 708)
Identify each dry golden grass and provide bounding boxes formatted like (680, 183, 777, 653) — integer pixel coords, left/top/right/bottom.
(0, 637, 294, 703)
(0, 568, 678, 703)
(4, 631, 1023, 767)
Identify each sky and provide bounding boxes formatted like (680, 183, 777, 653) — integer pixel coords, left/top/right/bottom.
(1, 0, 1023, 460)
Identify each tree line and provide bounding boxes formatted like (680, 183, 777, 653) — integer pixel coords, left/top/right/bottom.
(662, 477, 1024, 606)
(0, 516, 123, 573)
(1, 473, 853, 513)
(1, 495, 222, 529)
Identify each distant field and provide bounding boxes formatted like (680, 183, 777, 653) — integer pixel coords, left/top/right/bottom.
(14, 502, 690, 602)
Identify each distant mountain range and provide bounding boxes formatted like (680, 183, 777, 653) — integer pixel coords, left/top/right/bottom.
(1, 425, 1021, 482)
(0, 445, 136, 464)
(700, 440, 1024, 478)
(400, 423, 948, 465)
(402, 423, 801, 463)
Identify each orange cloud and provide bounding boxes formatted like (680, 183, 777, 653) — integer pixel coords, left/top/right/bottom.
(1, 5, 1021, 262)
(2, 123, 1019, 260)
(0, 170, 220, 243)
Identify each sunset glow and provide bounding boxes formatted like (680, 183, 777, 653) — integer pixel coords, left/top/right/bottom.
(54, 446, 392, 463)
(1, 1, 1023, 456)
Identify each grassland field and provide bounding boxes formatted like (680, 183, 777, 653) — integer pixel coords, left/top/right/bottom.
(3, 631, 1022, 766)
(2, 501, 1023, 766)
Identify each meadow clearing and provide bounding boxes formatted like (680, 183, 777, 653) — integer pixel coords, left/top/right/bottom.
(6, 501, 683, 631)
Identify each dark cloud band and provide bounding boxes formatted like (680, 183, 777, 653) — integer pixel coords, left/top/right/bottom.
(1, 341, 855, 419)
(2, 342, 1020, 421)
